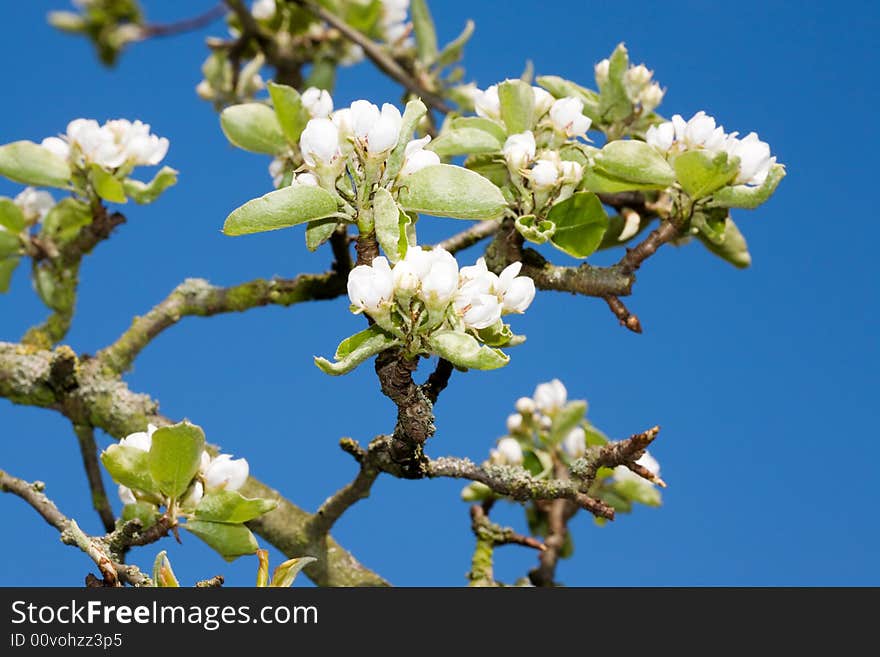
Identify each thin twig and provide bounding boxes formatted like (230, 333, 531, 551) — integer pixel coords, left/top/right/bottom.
(604, 295, 643, 333)
(140, 4, 227, 39)
(435, 220, 500, 254)
(470, 505, 545, 551)
(422, 359, 454, 404)
(289, 0, 452, 114)
(73, 424, 115, 533)
(306, 447, 379, 538)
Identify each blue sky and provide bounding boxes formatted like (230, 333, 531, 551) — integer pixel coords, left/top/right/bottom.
(1, 0, 878, 586)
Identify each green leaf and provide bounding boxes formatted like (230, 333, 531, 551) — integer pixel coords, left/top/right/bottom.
(429, 125, 504, 157)
(693, 212, 751, 269)
(121, 502, 160, 530)
(267, 82, 308, 144)
(220, 103, 287, 154)
(385, 99, 428, 181)
(41, 198, 92, 244)
(89, 164, 127, 203)
(435, 19, 474, 68)
(315, 325, 400, 375)
(463, 154, 509, 188)
(598, 43, 633, 123)
(673, 150, 739, 199)
(223, 185, 338, 236)
(497, 79, 535, 134)
(410, 0, 438, 62)
(269, 556, 317, 588)
(304, 218, 338, 251)
(580, 167, 667, 193)
(0, 198, 26, 232)
(0, 141, 71, 188)
(185, 520, 259, 561)
(195, 490, 278, 524)
(397, 164, 506, 220)
(148, 421, 206, 500)
(547, 192, 609, 258)
(123, 166, 178, 204)
(710, 164, 786, 209)
(0, 230, 19, 258)
(461, 481, 493, 502)
(595, 140, 675, 187)
(536, 75, 600, 121)
(101, 445, 158, 494)
(514, 214, 555, 244)
(427, 330, 509, 370)
(549, 401, 587, 444)
(373, 188, 404, 262)
(0, 257, 20, 293)
(152, 550, 180, 587)
(615, 478, 662, 507)
(475, 321, 515, 347)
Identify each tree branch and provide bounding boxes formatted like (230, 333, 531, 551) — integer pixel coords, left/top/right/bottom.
(140, 4, 227, 39)
(435, 220, 499, 254)
(288, 0, 453, 114)
(0, 342, 388, 587)
(306, 443, 380, 538)
(0, 470, 151, 587)
(569, 425, 664, 488)
(72, 424, 115, 533)
(98, 271, 346, 374)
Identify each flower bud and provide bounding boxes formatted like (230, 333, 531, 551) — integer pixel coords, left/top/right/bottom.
(624, 64, 653, 92)
(533, 379, 567, 413)
(118, 485, 137, 506)
(515, 396, 536, 415)
(331, 108, 354, 140)
(14, 188, 54, 224)
(562, 426, 587, 459)
(181, 481, 204, 508)
(419, 248, 460, 307)
(293, 172, 319, 187)
(549, 97, 591, 138)
(455, 286, 502, 330)
(506, 413, 524, 433)
(348, 256, 394, 314)
(474, 85, 501, 120)
(399, 136, 440, 177)
(532, 87, 555, 117)
(119, 424, 158, 451)
(639, 82, 664, 113)
(368, 103, 403, 154)
(558, 160, 583, 185)
(529, 159, 560, 188)
(252, 0, 276, 20)
(299, 117, 341, 166)
(491, 437, 523, 466)
(204, 454, 249, 492)
(40, 136, 70, 161)
(301, 87, 334, 118)
(502, 131, 536, 171)
(725, 132, 775, 186)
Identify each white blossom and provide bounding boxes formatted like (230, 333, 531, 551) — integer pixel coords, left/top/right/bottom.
(614, 451, 660, 484)
(639, 82, 664, 112)
(675, 111, 726, 151)
(398, 136, 440, 177)
(529, 159, 560, 188)
(534, 379, 567, 414)
(562, 426, 587, 459)
(454, 283, 502, 329)
(252, 0, 276, 20)
(496, 261, 535, 314)
(392, 246, 459, 307)
(474, 85, 501, 120)
(14, 188, 54, 224)
(380, 0, 410, 43)
(204, 454, 249, 492)
(181, 481, 204, 508)
(515, 396, 536, 415)
(302, 87, 333, 118)
(300, 117, 341, 166)
(618, 208, 641, 242)
(625, 64, 653, 90)
(491, 437, 523, 466)
(64, 118, 168, 168)
(331, 108, 354, 140)
(645, 122, 675, 152)
(118, 485, 137, 506)
(549, 97, 591, 138)
(119, 424, 158, 452)
(502, 131, 536, 170)
(724, 132, 775, 186)
(104, 119, 169, 166)
(348, 256, 394, 314)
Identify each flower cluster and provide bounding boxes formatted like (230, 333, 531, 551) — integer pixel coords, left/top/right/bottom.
(117, 424, 249, 510)
(646, 111, 776, 186)
(380, 0, 412, 44)
(292, 93, 439, 186)
(41, 118, 168, 171)
(594, 58, 664, 114)
(348, 247, 535, 336)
